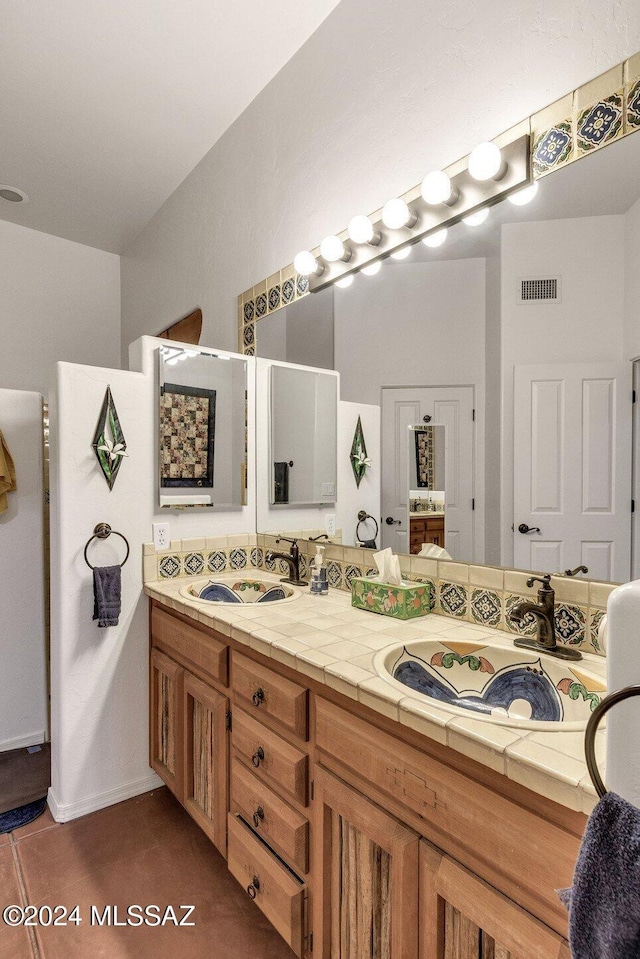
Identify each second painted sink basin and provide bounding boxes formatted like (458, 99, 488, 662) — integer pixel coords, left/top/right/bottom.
(374, 638, 606, 729)
(180, 574, 300, 605)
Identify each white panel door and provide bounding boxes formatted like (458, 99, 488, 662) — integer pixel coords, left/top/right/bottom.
(381, 387, 475, 559)
(513, 364, 632, 582)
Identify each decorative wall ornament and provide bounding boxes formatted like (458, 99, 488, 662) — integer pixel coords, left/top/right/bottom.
(350, 416, 371, 487)
(92, 387, 128, 490)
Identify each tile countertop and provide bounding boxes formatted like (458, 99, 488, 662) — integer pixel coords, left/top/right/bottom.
(144, 572, 605, 816)
(409, 510, 445, 517)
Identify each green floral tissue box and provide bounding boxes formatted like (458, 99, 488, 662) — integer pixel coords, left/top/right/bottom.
(351, 578, 431, 620)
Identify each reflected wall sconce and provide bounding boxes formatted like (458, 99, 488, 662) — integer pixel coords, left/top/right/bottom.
(296, 134, 531, 290)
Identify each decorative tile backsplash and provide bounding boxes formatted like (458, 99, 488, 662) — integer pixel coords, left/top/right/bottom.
(144, 533, 614, 657)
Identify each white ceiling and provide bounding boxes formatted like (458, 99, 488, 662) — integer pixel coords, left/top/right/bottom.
(0, 0, 341, 252)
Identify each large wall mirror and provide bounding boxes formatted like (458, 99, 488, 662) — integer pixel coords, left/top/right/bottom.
(255, 130, 640, 583)
(269, 364, 337, 506)
(158, 346, 247, 508)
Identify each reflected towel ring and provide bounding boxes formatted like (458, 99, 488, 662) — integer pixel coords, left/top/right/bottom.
(585, 685, 640, 798)
(84, 523, 130, 570)
(356, 510, 379, 544)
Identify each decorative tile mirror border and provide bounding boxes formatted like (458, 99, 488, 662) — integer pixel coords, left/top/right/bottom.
(237, 51, 640, 357)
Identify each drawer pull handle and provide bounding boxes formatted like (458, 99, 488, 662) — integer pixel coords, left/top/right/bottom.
(253, 806, 265, 828)
(247, 875, 260, 899)
(252, 688, 265, 707)
(252, 746, 265, 767)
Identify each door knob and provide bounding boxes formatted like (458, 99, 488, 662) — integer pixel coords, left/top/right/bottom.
(518, 523, 541, 534)
(385, 517, 401, 525)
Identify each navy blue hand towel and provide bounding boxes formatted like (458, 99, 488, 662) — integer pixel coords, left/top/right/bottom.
(558, 791, 640, 958)
(93, 565, 121, 627)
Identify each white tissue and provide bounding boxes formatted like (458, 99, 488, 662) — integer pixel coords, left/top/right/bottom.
(372, 547, 404, 586)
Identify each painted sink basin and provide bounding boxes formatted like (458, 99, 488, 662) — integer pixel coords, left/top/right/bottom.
(374, 639, 606, 730)
(180, 574, 300, 605)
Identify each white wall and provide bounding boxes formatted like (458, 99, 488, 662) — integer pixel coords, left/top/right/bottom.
(0, 389, 48, 751)
(624, 196, 640, 361)
(334, 258, 486, 562)
(0, 220, 121, 395)
(49, 338, 255, 821)
(500, 215, 625, 566)
(120, 0, 640, 358)
(337, 401, 381, 548)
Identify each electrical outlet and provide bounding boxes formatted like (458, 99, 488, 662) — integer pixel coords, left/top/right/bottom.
(153, 523, 170, 551)
(321, 482, 335, 497)
(325, 514, 336, 537)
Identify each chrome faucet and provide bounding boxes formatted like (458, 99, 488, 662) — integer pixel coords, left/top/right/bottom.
(509, 574, 582, 662)
(265, 537, 308, 586)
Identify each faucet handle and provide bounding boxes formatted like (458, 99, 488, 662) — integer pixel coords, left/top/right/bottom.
(526, 573, 552, 589)
(276, 536, 297, 545)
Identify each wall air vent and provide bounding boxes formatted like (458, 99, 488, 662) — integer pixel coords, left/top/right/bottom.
(519, 276, 561, 303)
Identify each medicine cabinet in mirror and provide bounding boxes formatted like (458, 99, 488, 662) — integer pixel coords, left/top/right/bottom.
(158, 346, 247, 508)
(269, 364, 337, 506)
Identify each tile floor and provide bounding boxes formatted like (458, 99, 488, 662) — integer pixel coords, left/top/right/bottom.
(1, 787, 296, 958)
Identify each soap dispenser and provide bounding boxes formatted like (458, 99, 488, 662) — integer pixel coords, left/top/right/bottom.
(310, 544, 328, 595)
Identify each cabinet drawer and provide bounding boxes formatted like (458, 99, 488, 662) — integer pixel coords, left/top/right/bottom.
(232, 651, 308, 740)
(231, 758, 309, 874)
(228, 814, 306, 958)
(232, 709, 308, 807)
(152, 606, 228, 686)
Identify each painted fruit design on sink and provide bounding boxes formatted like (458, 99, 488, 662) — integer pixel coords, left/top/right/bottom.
(391, 641, 603, 724)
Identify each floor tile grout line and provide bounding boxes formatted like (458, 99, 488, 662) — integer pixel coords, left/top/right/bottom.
(9, 834, 41, 959)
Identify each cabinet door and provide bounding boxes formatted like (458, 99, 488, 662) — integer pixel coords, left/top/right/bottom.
(313, 767, 419, 959)
(150, 647, 184, 799)
(420, 841, 568, 959)
(183, 671, 229, 856)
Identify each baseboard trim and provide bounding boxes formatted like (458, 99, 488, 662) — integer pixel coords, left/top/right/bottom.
(0, 731, 46, 753)
(48, 772, 164, 823)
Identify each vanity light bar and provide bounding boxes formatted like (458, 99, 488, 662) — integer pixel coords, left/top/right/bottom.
(308, 134, 531, 292)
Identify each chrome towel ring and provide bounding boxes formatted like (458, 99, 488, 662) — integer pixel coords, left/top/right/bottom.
(584, 684, 640, 798)
(84, 523, 130, 570)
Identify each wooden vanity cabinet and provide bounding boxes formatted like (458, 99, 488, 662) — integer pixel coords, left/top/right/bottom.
(410, 515, 445, 554)
(313, 767, 419, 959)
(150, 647, 184, 800)
(420, 842, 569, 959)
(150, 607, 229, 856)
(150, 601, 578, 959)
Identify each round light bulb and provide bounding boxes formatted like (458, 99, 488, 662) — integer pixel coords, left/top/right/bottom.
(382, 197, 415, 230)
(508, 182, 539, 206)
(390, 246, 411, 260)
(468, 142, 504, 181)
(421, 170, 454, 205)
(463, 208, 489, 226)
(320, 235, 348, 262)
(361, 261, 381, 276)
(422, 228, 448, 248)
(348, 215, 374, 244)
(335, 275, 354, 289)
(294, 250, 319, 276)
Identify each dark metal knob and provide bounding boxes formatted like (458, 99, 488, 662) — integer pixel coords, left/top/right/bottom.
(385, 516, 401, 525)
(247, 876, 260, 898)
(253, 806, 265, 828)
(251, 746, 265, 767)
(518, 523, 541, 534)
(252, 688, 265, 707)
(422, 414, 432, 423)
